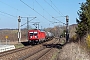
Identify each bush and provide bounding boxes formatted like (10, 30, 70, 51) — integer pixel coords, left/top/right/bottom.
(70, 34, 78, 42)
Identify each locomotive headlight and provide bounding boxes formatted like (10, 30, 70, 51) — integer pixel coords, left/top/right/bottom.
(35, 36, 37, 38)
(30, 36, 32, 38)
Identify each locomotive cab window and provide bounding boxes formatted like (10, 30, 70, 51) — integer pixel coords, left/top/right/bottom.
(34, 32, 38, 35)
(29, 32, 38, 36)
(30, 32, 33, 36)
(30, 33, 33, 36)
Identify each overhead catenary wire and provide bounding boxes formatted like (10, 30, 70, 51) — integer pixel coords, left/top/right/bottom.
(35, 0, 44, 10)
(52, 17, 66, 25)
(0, 13, 11, 17)
(20, 17, 36, 27)
(35, 0, 65, 26)
(20, 0, 51, 23)
(44, 0, 64, 16)
(0, 0, 31, 16)
(44, 0, 66, 24)
(50, 0, 64, 16)
(0, 13, 17, 22)
(0, 11, 17, 18)
(35, 0, 53, 17)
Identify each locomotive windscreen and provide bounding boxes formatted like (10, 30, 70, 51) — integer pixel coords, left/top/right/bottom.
(29, 32, 38, 36)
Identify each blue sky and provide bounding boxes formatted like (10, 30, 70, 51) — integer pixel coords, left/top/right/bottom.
(0, 0, 86, 29)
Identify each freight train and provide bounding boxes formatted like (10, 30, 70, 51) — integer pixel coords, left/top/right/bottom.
(28, 29, 54, 44)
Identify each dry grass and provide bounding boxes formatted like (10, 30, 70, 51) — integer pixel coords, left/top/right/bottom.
(59, 42, 90, 60)
(0, 29, 27, 43)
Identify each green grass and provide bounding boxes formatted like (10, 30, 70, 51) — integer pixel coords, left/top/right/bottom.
(14, 43, 24, 48)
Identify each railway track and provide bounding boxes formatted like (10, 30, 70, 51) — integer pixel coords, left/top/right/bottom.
(0, 38, 55, 60)
(37, 38, 64, 60)
(20, 38, 60, 60)
(0, 45, 32, 57)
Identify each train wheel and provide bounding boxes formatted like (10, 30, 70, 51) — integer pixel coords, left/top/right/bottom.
(28, 40, 31, 45)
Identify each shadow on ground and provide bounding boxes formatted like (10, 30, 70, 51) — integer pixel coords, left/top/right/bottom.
(21, 41, 37, 46)
(21, 41, 30, 46)
(43, 43, 63, 49)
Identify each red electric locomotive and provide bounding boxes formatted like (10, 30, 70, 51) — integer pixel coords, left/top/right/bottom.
(28, 29, 46, 44)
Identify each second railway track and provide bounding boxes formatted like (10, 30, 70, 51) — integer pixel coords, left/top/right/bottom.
(20, 38, 60, 60)
(0, 38, 56, 60)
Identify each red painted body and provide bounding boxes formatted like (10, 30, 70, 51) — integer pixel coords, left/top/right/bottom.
(28, 29, 46, 42)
